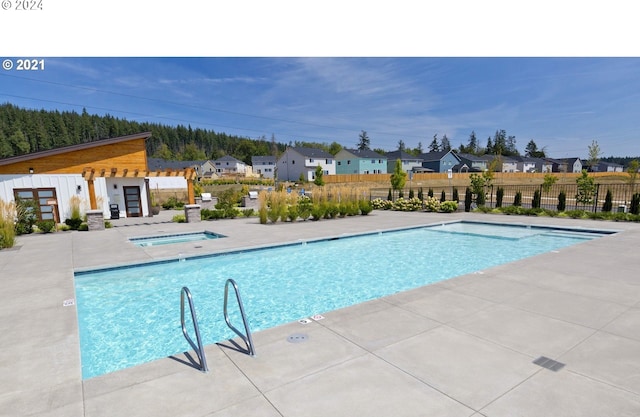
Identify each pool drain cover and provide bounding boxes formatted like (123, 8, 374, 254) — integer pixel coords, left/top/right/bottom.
(533, 356, 565, 372)
(287, 333, 309, 343)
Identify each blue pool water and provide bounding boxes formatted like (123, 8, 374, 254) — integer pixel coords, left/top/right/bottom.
(129, 231, 223, 247)
(74, 221, 611, 379)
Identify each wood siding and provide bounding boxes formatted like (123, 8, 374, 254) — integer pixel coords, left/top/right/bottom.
(0, 138, 148, 175)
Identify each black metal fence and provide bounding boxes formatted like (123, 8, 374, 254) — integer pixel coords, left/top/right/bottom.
(372, 183, 640, 213)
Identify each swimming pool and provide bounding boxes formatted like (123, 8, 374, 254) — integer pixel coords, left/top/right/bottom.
(74, 221, 613, 379)
(129, 231, 224, 247)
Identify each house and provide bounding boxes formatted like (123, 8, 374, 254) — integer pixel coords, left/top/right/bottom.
(548, 157, 582, 173)
(499, 156, 519, 172)
(335, 148, 387, 174)
(592, 161, 624, 173)
(418, 150, 461, 173)
(0, 132, 197, 222)
(213, 155, 248, 175)
(276, 147, 336, 182)
(514, 156, 536, 173)
(456, 153, 493, 172)
(251, 156, 277, 179)
(384, 150, 423, 174)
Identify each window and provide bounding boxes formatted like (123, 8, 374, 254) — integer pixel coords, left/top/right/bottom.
(347, 160, 351, 165)
(337, 161, 342, 166)
(13, 188, 59, 222)
(371, 159, 375, 164)
(309, 158, 314, 163)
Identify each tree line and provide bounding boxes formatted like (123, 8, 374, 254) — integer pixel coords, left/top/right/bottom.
(0, 103, 637, 165)
(0, 103, 289, 165)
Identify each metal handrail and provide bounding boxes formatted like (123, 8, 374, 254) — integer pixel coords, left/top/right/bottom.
(223, 279, 256, 356)
(180, 287, 208, 372)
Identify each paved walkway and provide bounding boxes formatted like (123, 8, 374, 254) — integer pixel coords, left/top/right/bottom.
(2, 210, 640, 416)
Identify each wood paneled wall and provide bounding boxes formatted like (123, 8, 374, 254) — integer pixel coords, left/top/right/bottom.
(0, 138, 148, 175)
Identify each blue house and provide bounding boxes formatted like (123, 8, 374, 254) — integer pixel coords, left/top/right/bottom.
(335, 148, 387, 174)
(418, 150, 461, 173)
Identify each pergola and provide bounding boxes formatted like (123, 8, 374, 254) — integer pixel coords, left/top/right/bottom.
(81, 167, 198, 209)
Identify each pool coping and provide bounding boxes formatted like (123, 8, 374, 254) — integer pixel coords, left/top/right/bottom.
(2, 210, 640, 416)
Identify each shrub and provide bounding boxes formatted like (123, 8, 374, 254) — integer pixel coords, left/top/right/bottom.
(387, 189, 393, 201)
(65, 217, 83, 230)
(476, 189, 485, 206)
(557, 191, 567, 211)
(602, 189, 613, 212)
(162, 196, 184, 209)
(428, 188, 434, 198)
(452, 187, 459, 202)
(15, 197, 38, 235)
(440, 190, 446, 203)
(630, 193, 640, 215)
(371, 198, 393, 210)
(440, 201, 458, 213)
(201, 209, 225, 220)
(172, 214, 186, 223)
(565, 209, 587, 219)
(496, 187, 504, 208)
(104, 221, 113, 228)
(464, 188, 472, 212)
(358, 200, 373, 215)
(0, 199, 16, 249)
(513, 191, 522, 207)
(311, 204, 324, 221)
(286, 205, 299, 222)
(242, 208, 254, 218)
(532, 189, 541, 209)
(36, 220, 56, 233)
(417, 188, 424, 201)
(392, 197, 422, 211)
(409, 188, 414, 199)
(423, 196, 441, 212)
(78, 223, 89, 231)
(501, 205, 525, 215)
(325, 202, 340, 219)
(297, 195, 313, 220)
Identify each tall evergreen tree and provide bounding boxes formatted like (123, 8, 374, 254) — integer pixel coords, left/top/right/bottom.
(440, 134, 451, 152)
(357, 130, 370, 150)
(428, 134, 439, 152)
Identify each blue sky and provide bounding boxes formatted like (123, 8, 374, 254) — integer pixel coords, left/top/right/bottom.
(1, 57, 639, 159)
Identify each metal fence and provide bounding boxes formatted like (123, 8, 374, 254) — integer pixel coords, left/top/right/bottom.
(372, 183, 640, 213)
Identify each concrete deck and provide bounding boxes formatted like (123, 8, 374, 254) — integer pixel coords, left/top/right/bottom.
(2, 209, 640, 416)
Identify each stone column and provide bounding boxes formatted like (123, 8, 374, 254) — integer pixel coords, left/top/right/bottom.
(184, 204, 201, 223)
(86, 209, 105, 231)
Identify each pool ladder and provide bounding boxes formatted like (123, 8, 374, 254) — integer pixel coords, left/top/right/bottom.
(224, 278, 256, 357)
(180, 287, 208, 372)
(180, 280, 255, 373)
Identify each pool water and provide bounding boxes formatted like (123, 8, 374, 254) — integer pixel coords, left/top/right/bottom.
(75, 221, 611, 379)
(129, 231, 223, 247)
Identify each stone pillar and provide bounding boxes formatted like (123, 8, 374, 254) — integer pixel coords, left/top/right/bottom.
(86, 209, 105, 231)
(184, 204, 201, 223)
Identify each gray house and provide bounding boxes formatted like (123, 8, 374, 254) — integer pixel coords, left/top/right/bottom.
(418, 150, 461, 173)
(277, 147, 336, 182)
(252, 156, 277, 179)
(385, 150, 423, 174)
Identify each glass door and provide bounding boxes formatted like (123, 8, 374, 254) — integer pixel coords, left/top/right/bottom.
(123, 186, 142, 217)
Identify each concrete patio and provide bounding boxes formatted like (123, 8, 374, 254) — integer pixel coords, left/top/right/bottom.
(1, 209, 640, 416)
